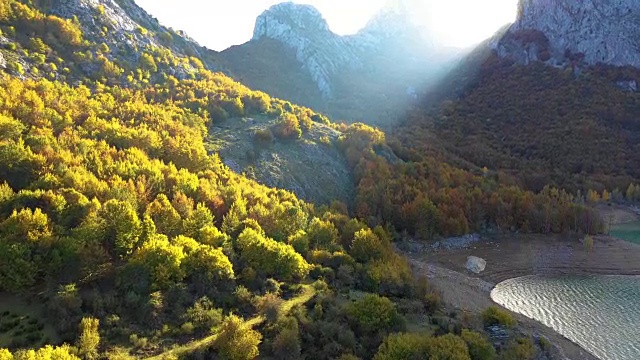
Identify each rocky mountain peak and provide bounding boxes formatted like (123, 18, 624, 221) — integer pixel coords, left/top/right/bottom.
(496, 0, 640, 67)
(249, 2, 359, 99)
(252, 2, 330, 41)
(361, 0, 425, 39)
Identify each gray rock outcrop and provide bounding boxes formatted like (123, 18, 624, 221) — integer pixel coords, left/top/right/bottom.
(496, 0, 640, 68)
(252, 3, 360, 98)
(0, 51, 5, 69)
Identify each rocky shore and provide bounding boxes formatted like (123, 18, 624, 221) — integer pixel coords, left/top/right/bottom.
(401, 228, 640, 360)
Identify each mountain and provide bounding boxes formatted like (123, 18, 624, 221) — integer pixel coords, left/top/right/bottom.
(495, 0, 640, 67)
(0, 1, 423, 359)
(0, 1, 617, 359)
(396, 0, 640, 196)
(219, 2, 458, 124)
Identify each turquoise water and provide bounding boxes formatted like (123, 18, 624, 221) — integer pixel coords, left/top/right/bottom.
(610, 221, 640, 244)
(491, 275, 640, 360)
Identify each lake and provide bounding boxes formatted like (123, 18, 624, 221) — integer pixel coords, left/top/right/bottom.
(610, 221, 640, 244)
(491, 275, 640, 360)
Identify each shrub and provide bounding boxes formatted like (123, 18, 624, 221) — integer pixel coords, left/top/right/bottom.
(159, 31, 173, 43)
(461, 329, 496, 360)
(256, 293, 284, 323)
(184, 297, 223, 332)
(500, 338, 537, 360)
(8, 61, 24, 75)
(254, 128, 273, 145)
(272, 114, 301, 140)
(423, 291, 442, 315)
(374, 333, 471, 360)
(180, 322, 195, 335)
(214, 315, 262, 360)
(129, 334, 148, 349)
(346, 294, 404, 333)
(481, 306, 515, 328)
(77, 317, 100, 360)
(287, 230, 309, 255)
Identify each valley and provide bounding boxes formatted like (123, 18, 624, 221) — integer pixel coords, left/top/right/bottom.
(0, 0, 638, 359)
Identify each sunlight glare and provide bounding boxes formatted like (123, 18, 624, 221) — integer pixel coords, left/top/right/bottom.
(424, 0, 519, 47)
(134, 0, 519, 51)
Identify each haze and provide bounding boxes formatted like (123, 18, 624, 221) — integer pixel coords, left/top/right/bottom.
(135, 0, 519, 51)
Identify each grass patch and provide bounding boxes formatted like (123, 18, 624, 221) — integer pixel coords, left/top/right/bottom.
(0, 293, 59, 350)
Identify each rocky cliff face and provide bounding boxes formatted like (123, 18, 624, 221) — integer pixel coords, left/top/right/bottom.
(251, 3, 360, 98)
(496, 0, 640, 67)
(226, 2, 454, 123)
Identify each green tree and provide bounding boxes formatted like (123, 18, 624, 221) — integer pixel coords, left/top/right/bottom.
(627, 183, 637, 202)
(100, 199, 142, 258)
(346, 294, 402, 334)
(350, 228, 388, 263)
(374, 333, 431, 360)
(221, 198, 247, 237)
(183, 244, 234, 290)
(214, 315, 262, 360)
(237, 228, 310, 281)
(0, 349, 12, 360)
(145, 194, 182, 237)
(427, 334, 471, 360)
(184, 297, 223, 332)
(287, 230, 309, 255)
(77, 317, 100, 360)
(49, 284, 83, 337)
(182, 203, 214, 238)
(584, 234, 594, 253)
(307, 218, 338, 250)
(140, 53, 158, 73)
(273, 113, 301, 139)
(0, 114, 26, 140)
(129, 235, 185, 290)
(256, 293, 283, 323)
(271, 318, 301, 360)
(375, 333, 470, 360)
(13, 345, 80, 360)
(0, 242, 37, 292)
(0, 207, 51, 243)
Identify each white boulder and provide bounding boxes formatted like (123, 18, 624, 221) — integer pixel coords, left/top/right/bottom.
(466, 256, 487, 274)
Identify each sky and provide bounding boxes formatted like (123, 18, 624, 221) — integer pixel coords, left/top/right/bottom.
(135, 0, 519, 51)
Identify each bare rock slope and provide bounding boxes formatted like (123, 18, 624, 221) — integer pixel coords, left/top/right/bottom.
(496, 0, 640, 67)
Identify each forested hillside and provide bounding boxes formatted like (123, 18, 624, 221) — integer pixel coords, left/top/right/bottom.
(411, 56, 640, 194)
(0, 1, 557, 359)
(0, 0, 626, 359)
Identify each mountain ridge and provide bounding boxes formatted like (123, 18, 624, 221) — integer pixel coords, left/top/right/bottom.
(221, 1, 456, 124)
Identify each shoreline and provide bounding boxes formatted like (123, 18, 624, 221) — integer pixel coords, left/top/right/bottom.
(402, 232, 640, 360)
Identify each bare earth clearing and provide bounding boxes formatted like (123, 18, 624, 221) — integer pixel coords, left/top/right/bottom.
(402, 207, 640, 360)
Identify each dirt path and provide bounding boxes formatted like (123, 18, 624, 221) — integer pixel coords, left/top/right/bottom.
(145, 285, 316, 360)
